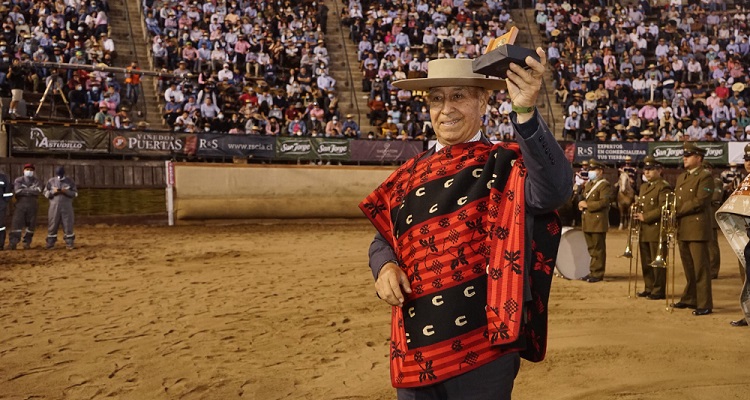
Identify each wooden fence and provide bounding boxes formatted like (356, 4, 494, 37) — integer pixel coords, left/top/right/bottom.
(0, 158, 166, 189)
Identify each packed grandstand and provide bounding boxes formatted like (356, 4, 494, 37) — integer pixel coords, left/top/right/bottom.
(1, 0, 749, 147)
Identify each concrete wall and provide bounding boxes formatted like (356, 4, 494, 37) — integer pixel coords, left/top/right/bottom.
(173, 163, 396, 219)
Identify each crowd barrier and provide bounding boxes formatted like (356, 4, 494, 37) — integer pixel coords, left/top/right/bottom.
(7, 124, 423, 163)
(9, 123, 749, 166)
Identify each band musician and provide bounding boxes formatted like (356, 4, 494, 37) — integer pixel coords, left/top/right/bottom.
(578, 159, 611, 283)
(672, 142, 714, 316)
(633, 156, 671, 300)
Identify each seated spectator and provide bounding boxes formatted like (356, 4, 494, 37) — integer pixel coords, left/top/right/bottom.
(380, 116, 399, 139)
(266, 116, 281, 136)
(325, 116, 343, 137)
(287, 115, 307, 136)
(342, 113, 360, 138)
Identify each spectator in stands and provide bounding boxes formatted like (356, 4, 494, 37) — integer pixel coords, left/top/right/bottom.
(69, 83, 88, 119)
(288, 114, 307, 137)
(342, 113, 360, 138)
(164, 81, 184, 103)
(564, 110, 580, 140)
(124, 61, 141, 106)
(200, 98, 221, 121)
(6, 58, 26, 118)
(163, 97, 182, 127)
(325, 116, 343, 137)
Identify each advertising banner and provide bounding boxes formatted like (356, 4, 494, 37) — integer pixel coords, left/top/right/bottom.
(350, 140, 423, 162)
(570, 142, 648, 164)
(275, 137, 351, 160)
(275, 137, 316, 160)
(110, 131, 191, 156)
(10, 125, 109, 154)
(192, 134, 275, 158)
(313, 138, 350, 160)
(570, 142, 596, 163)
(648, 142, 728, 165)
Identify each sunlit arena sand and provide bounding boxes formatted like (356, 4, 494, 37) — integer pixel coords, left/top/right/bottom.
(1, 223, 749, 399)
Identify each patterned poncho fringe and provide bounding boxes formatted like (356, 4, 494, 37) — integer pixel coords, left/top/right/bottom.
(360, 141, 561, 388)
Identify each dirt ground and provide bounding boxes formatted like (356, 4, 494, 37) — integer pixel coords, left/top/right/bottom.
(1, 222, 749, 400)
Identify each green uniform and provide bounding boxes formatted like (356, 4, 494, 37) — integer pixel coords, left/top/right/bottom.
(675, 167, 714, 310)
(581, 176, 612, 279)
(638, 177, 671, 297)
(708, 175, 722, 279)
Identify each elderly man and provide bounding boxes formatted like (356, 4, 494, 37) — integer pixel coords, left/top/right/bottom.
(672, 143, 714, 315)
(360, 49, 572, 399)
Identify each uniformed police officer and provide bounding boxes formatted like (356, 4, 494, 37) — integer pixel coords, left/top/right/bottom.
(9, 164, 42, 250)
(44, 166, 78, 250)
(702, 160, 723, 279)
(672, 142, 714, 315)
(633, 156, 671, 300)
(578, 159, 612, 283)
(0, 168, 12, 249)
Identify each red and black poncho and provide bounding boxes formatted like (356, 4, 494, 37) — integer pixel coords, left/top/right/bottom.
(360, 140, 561, 388)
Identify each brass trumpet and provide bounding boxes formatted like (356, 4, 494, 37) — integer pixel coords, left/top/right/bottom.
(651, 192, 677, 311)
(626, 200, 643, 298)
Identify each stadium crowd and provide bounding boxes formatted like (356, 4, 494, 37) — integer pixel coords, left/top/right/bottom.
(542, 0, 750, 142)
(0, 0, 132, 123)
(342, 0, 519, 140)
(5, 0, 750, 143)
(138, 0, 367, 136)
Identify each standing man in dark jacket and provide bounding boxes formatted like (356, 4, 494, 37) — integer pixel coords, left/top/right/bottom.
(44, 166, 77, 250)
(9, 163, 41, 250)
(672, 142, 714, 315)
(579, 159, 612, 282)
(0, 168, 12, 249)
(634, 156, 671, 299)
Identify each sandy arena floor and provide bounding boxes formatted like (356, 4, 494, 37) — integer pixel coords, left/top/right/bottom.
(1, 222, 749, 400)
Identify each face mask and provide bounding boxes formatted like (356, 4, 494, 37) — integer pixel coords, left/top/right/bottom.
(641, 174, 648, 182)
(588, 170, 599, 180)
(24, 170, 33, 177)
